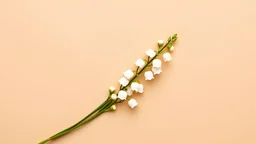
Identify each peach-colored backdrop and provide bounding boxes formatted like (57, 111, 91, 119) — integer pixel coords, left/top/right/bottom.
(1, 0, 256, 144)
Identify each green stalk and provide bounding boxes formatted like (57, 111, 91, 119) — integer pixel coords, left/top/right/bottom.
(48, 100, 112, 140)
(72, 99, 113, 129)
(39, 98, 111, 144)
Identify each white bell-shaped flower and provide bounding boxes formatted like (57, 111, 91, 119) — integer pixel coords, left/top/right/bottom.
(135, 59, 145, 68)
(128, 98, 138, 108)
(118, 77, 129, 86)
(123, 69, 134, 79)
(152, 67, 162, 75)
(131, 82, 140, 92)
(131, 82, 143, 93)
(117, 90, 128, 100)
(145, 49, 156, 58)
(127, 87, 133, 96)
(111, 94, 117, 100)
(163, 52, 172, 62)
(144, 71, 154, 80)
(152, 59, 162, 68)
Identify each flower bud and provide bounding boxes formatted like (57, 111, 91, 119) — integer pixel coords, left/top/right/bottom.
(172, 33, 177, 39)
(167, 45, 171, 49)
(168, 36, 172, 42)
(109, 86, 115, 93)
(111, 94, 117, 100)
(172, 36, 177, 42)
(157, 40, 164, 47)
(109, 105, 116, 111)
(170, 46, 174, 51)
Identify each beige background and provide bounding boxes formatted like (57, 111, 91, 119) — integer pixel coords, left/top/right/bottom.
(1, 0, 256, 144)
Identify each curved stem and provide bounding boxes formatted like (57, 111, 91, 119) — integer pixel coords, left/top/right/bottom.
(39, 97, 111, 144)
(48, 99, 112, 140)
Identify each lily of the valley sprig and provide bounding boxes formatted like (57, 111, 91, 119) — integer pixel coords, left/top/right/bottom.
(39, 34, 178, 144)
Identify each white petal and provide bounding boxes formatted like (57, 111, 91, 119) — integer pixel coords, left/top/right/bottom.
(163, 53, 172, 62)
(145, 49, 156, 58)
(152, 59, 162, 68)
(118, 77, 129, 86)
(117, 90, 127, 100)
(135, 59, 145, 68)
(127, 87, 133, 96)
(152, 67, 162, 75)
(131, 82, 140, 92)
(123, 69, 134, 79)
(128, 98, 138, 108)
(144, 71, 154, 80)
(138, 84, 144, 93)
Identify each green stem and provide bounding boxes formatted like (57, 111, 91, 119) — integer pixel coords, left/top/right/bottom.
(39, 97, 111, 144)
(39, 139, 50, 144)
(51, 99, 112, 138)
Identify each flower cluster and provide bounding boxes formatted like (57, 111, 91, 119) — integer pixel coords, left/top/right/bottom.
(110, 37, 176, 109)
